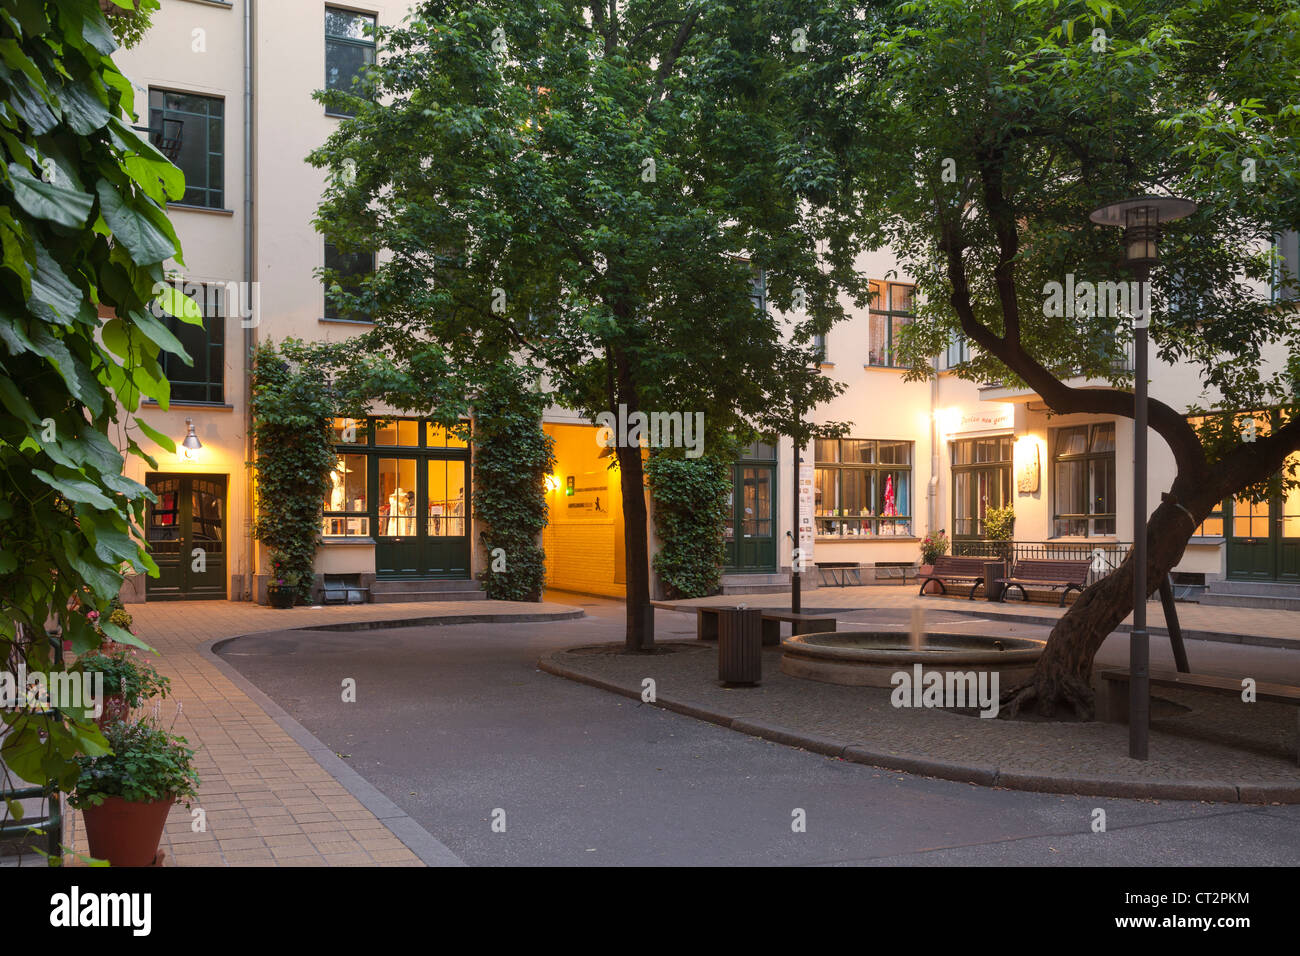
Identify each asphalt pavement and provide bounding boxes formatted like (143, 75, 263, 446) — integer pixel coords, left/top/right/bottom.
(215, 593, 1300, 866)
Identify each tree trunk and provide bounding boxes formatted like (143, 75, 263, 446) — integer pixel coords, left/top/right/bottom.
(611, 347, 653, 652)
(1002, 496, 1202, 719)
(616, 438, 654, 652)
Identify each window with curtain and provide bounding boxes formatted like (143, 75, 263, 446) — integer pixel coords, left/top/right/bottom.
(1051, 423, 1116, 536)
(951, 436, 1013, 538)
(867, 280, 915, 368)
(814, 439, 913, 537)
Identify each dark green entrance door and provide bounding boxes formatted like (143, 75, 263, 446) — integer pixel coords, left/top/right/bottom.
(724, 463, 776, 571)
(1227, 477, 1300, 581)
(145, 473, 227, 600)
(374, 455, 469, 577)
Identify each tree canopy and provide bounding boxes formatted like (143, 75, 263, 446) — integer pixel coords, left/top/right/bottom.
(311, 0, 876, 648)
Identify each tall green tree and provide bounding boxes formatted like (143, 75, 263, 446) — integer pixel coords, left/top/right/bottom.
(311, 0, 872, 649)
(0, 0, 194, 795)
(846, 0, 1300, 715)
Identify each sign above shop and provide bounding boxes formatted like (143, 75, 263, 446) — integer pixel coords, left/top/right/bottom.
(951, 405, 1014, 434)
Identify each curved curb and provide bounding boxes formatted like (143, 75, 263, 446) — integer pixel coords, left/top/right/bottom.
(200, 634, 465, 867)
(538, 647, 1300, 805)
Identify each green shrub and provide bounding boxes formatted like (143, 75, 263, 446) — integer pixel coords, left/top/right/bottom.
(75, 648, 170, 710)
(985, 505, 1016, 541)
(646, 455, 730, 599)
(473, 368, 554, 601)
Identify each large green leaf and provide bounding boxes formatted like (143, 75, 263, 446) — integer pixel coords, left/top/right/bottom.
(32, 468, 114, 509)
(95, 177, 177, 264)
(8, 161, 94, 227)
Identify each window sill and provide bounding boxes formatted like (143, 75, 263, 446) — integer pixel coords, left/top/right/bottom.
(320, 316, 375, 326)
(324, 111, 361, 120)
(319, 536, 375, 545)
(816, 535, 919, 543)
(166, 203, 234, 216)
(818, 362, 835, 369)
(1187, 536, 1225, 545)
(178, 0, 233, 8)
(143, 400, 234, 411)
(863, 363, 911, 372)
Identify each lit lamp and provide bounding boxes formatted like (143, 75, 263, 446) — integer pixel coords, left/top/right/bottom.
(1089, 194, 1197, 761)
(180, 417, 203, 462)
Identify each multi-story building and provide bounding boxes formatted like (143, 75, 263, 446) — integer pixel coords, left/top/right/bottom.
(113, 2, 1299, 607)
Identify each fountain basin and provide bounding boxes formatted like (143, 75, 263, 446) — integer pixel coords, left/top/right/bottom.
(781, 631, 1045, 688)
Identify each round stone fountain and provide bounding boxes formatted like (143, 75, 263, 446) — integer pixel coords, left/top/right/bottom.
(780, 630, 1045, 687)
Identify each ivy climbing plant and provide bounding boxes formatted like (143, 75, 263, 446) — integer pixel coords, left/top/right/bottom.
(0, 0, 195, 798)
(645, 454, 731, 600)
(249, 341, 338, 604)
(472, 366, 554, 602)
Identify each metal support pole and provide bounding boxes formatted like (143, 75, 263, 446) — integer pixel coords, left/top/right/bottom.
(791, 428, 802, 615)
(1130, 281, 1150, 760)
(1158, 574, 1190, 673)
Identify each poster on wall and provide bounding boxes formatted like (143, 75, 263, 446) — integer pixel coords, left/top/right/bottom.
(797, 462, 815, 568)
(565, 471, 613, 520)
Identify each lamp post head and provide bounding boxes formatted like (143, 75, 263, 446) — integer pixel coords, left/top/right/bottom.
(1089, 195, 1198, 271)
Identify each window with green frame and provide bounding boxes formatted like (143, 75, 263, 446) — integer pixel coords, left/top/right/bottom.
(951, 436, 1012, 538)
(325, 7, 377, 117)
(814, 438, 912, 537)
(867, 280, 915, 368)
(943, 333, 970, 370)
(149, 89, 223, 209)
(1051, 423, 1116, 537)
(323, 241, 375, 321)
(160, 284, 224, 404)
(322, 417, 469, 537)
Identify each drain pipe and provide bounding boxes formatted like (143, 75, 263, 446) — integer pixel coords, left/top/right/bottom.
(242, 0, 256, 600)
(927, 354, 940, 535)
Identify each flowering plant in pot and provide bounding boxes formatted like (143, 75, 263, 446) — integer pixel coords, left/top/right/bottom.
(918, 530, 949, 593)
(70, 716, 200, 867)
(266, 556, 301, 608)
(75, 647, 171, 728)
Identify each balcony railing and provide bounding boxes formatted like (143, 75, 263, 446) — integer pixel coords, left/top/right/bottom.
(951, 539, 1132, 585)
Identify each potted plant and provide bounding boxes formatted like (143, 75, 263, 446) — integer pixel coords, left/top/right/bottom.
(266, 556, 300, 608)
(984, 504, 1016, 560)
(918, 530, 949, 593)
(70, 716, 200, 867)
(76, 647, 171, 728)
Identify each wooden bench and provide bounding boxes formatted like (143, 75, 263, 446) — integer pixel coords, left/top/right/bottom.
(690, 606, 836, 646)
(918, 556, 988, 600)
(816, 562, 862, 587)
(758, 611, 837, 647)
(997, 559, 1090, 607)
(1097, 667, 1300, 764)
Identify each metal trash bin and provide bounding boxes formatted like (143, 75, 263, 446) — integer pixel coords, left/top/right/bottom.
(718, 606, 762, 686)
(983, 560, 1007, 602)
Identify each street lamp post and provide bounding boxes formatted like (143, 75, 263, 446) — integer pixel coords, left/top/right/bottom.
(1089, 195, 1197, 760)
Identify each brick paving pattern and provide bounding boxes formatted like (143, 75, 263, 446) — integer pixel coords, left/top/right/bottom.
(60, 599, 581, 867)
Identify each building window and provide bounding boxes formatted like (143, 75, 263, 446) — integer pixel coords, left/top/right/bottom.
(323, 452, 369, 537)
(323, 241, 374, 321)
(951, 436, 1012, 539)
(943, 333, 970, 370)
(867, 280, 914, 368)
(812, 333, 827, 363)
(161, 284, 224, 404)
(325, 7, 377, 117)
(814, 439, 912, 537)
(1051, 423, 1116, 537)
(149, 89, 223, 209)
(1274, 231, 1299, 302)
(324, 417, 470, 538)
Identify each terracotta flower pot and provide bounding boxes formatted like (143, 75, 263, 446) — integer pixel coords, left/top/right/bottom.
(81, 795, 174, 866)
(918, 564, 942, 594)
